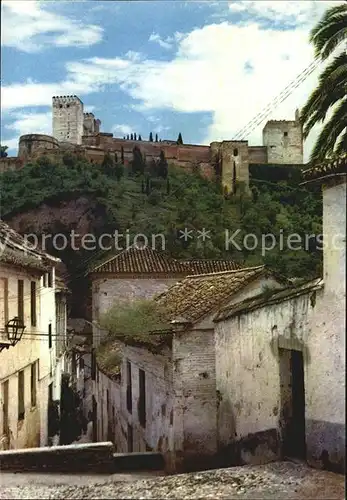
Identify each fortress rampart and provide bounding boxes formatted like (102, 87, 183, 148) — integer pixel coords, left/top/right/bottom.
(0, 95, 304, 194)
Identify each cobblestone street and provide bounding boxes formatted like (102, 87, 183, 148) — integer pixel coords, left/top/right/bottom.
(0, 461, 344, 499)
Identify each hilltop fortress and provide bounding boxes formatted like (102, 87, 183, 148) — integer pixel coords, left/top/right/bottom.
(1, 95, 304, 193)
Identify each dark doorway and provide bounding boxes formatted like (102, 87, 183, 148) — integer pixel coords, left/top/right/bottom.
(92, 396, 97, 442)
(279, 348, 306, 459)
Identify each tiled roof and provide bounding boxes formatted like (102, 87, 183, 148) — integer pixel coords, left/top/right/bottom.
(214, 278, 323, 322)
(155, 265, 269, 324)
(0, 219, 59, 271)
(301, 155, 347, 184)
(90, 245, 189, 274)
(181, 259, 241, 274)
(89, 244, 240, 276)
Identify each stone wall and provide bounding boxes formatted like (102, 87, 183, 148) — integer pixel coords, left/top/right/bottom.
(263, 115, 303, 164)
(172, 329, 217, 471)
(18, 134, 60, 162)
(0, 157, 24, 173)
(92, 277, 180, 325)
(52, 96, 84, 145)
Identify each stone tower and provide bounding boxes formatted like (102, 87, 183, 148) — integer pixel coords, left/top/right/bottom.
(83, 113, 101, 135)
(210, 140, 250, 195)
(52, 95, 84, 145)
(262, 109, 303, 164)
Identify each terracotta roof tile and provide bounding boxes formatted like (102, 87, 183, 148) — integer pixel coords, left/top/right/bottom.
(181, 259, 241, 274)
(214, 278, 323, 322)
(89, 245, 240, 276)
(91, 245, 189, 274)
(156, 266, 267, 323)
(0, 219, 60, 271)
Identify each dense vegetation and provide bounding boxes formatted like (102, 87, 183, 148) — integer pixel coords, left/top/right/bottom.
(0, 152, 323, 282)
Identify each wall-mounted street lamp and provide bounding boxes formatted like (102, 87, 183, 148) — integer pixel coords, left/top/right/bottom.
(0, 317, 26, 352)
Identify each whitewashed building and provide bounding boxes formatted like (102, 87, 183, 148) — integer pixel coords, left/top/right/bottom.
(214, 156, 346, 473)
(0, 220, 68, 449)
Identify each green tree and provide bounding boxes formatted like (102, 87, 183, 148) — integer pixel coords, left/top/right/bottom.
(101, 152, 114, 176)
(131, 146, 145, 175)
(0, 145, 8, 158)
(155, 133, 158, 142)
(157, 150, 168, 179)
(177, 132, 183, 145)
(300, 4, 347, 163)
(149, 132, 153, 142)
(139, 134, 142, 141)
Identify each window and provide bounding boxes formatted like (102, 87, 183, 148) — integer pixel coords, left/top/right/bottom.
(18, 370, 25, 421)
(138, 369, 146, 428)
(2, 380, 9, 435)
(0, 278, 8, 327)
(79, 356, 84, 371)
(126, 361, 132, 413)
(284, 131, 288, 137)
(31, 362, 37, 407)
(48, 323, 52, 349)
(71, 353, 76, 377)
(18, 280, 24, 322)
(91, 349, 96, 380)
(47, 270, 53, 288)
(233, 148, 238, 156)
(30, 282, 37, 327)
(43, 274, 47, 287)
(48, 382, 53, 402)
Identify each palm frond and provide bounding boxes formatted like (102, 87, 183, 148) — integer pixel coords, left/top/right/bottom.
(310, 4, 347, 60)
(300, 53, 347, 137)
(309, 98, 347, 163)
(334, 130, 347, 156)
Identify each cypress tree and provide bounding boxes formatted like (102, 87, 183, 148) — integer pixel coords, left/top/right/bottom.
(155, 133, 158, 142)
(158, 150, 168, 179)
(139, 134, 142, 141)
(149, 132, 153, 142)
(131, 133, 133, 140)
(177, 132, 183, 144)
(146, 176, 150, 195)
(134, 133, 137, 140)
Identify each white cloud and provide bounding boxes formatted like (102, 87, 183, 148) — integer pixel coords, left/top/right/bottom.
(2, 110, 52, 154)
(1, 0, 103, 52)
(149, 32, 184, 50)
(112, 124, 133, 136)
(227, 1, 343, 27)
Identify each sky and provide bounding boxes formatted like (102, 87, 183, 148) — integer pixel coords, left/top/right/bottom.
(1, 0, 344, 160)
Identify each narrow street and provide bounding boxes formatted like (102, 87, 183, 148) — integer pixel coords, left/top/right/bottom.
(0, 461, 344, 499)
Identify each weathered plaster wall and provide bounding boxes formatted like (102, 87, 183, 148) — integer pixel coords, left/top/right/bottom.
(106, 344, 174, 455)
(92, 277, 180, 324)
(215, 281, 345, 472)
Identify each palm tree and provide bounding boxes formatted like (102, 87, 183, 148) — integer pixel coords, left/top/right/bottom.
(300, 4, 347, 163)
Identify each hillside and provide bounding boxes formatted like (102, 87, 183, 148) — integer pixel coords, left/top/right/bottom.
(0, 154, 323, 313)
